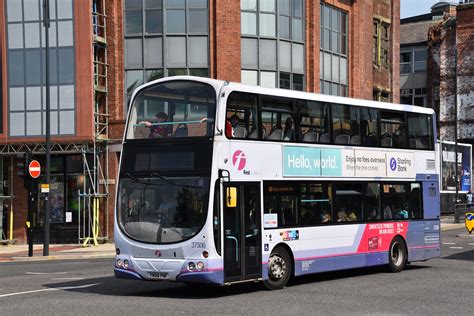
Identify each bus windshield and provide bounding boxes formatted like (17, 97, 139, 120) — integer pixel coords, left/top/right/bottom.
(118, 175, 209, 244)
(126, 80, 216, 140)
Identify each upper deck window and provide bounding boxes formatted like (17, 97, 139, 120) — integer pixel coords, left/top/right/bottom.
(225, 89, 434, 151)
(126, 81, 216, 140)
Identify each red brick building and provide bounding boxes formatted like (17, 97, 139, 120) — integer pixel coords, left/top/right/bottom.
(0, 0, 400, 244)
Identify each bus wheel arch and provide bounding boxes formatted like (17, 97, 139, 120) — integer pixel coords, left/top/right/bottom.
(387, 235, 408, 273)
(263, 243, 294, 290)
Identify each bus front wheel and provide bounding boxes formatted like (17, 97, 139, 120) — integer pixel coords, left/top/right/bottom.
(388, 236, 407, 273)
(263, 247, 292, 290)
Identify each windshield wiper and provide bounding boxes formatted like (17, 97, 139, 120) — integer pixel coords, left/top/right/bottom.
(151, 171, 168, 181)
(125, 172, 139, 181)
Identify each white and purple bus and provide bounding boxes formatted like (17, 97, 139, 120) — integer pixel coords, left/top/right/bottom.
(114, 76, 440, 289)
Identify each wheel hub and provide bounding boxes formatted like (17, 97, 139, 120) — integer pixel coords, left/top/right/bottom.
(269, 255, 286, 280)
(391, 243, 403, 266)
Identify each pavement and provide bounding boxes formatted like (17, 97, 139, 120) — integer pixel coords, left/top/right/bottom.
(0, 215, 469, 262)
(0, 243, 115, 262)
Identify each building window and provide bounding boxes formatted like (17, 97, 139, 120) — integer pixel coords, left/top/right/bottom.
(400, 46, 427, 74)
(124, 0, 210, 105)
(5, 0, 76, 137)
(320, 3, 348, 96)
(241, 0, 305, 91)
(373, 88, 391, 102)
(400, 88, 427, 107)
(373, 17, 390, 68)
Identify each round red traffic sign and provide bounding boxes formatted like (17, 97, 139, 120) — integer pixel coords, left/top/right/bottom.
(28, 160, 41, 178)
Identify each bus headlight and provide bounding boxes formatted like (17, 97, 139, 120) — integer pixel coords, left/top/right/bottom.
(188, 262, 196, 271)
(116, 259, 123, 268)
(123, 259, 129, 269)
(196, 262, 205, 271)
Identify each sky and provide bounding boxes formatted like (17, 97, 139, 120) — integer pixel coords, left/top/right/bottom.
(400, 0, 446, 19)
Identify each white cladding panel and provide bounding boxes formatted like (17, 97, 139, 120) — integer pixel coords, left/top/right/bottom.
(216, 140, 436, 181)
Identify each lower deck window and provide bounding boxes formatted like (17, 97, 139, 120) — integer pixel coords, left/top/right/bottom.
(334, 183, 363, 222)
(263, 181, 423, 229)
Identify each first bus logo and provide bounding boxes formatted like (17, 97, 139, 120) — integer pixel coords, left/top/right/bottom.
(232, 150, 247, 171)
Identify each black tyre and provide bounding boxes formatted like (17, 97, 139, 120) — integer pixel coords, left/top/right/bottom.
(388, 236, 407, 273)
(263, 247, 292, 290)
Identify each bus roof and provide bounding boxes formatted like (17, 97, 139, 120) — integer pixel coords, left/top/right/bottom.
(145, 76, 435, 115)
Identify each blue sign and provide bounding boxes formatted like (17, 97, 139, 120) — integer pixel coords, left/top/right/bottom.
(283, 146, 342, 177)
(461, 146, 471, 192)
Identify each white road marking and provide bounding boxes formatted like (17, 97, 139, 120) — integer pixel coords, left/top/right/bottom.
(449, 247, 463, 249)
(442, 242, 456, 245)
(26, 272, 68, 275)
(468, 243, 474, 246)
(0, 283, 100, 299)
(52, 278, 85, 281)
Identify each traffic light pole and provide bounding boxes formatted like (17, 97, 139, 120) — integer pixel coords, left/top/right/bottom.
(43, 0, 51, 256)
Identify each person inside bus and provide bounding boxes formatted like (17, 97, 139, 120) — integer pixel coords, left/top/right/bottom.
(138, 112, 169, 138)
(394, 202, 409, 219)
(382, 204, 393, 219)
(321, 209, 331, 223)
(337, 208, 348, 222)
(283, 117, 295, 141)
(393, 126, 407, 148)
(126, 192, 141, 220)
(347, 210, 358, 221)
(383, 187, 397, 219)
(226, 114, 242, 138)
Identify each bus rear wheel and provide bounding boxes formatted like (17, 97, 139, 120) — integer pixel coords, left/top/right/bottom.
(388, 236, 407, 273)
(263, 247, 292, 290)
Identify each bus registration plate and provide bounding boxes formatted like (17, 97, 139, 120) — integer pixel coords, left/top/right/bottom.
(148, 272, 168, 279)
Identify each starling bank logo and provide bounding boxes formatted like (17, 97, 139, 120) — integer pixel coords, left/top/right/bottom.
(390, 158, 397, 171)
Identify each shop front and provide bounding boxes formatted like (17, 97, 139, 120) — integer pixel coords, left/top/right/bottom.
(31, 154, 92, 244)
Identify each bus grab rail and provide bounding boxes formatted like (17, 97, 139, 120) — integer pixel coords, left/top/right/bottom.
(225, 235, 239, 260)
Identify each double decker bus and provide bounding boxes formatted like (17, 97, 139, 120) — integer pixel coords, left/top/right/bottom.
(114, 76, 440, 289)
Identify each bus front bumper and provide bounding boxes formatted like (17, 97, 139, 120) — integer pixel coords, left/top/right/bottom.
(114, 256, 224, 284)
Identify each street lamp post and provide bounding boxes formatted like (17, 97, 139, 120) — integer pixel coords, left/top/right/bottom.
(454, 48, 458, 206)
(42, 0, 51, 256)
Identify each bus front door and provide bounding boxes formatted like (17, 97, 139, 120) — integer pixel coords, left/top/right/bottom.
(223, 183, 261, 283)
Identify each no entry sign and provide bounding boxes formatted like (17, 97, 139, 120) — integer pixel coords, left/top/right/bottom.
(28, 160, 41, 178)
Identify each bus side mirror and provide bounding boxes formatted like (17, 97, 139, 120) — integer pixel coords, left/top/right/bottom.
(226, 187, 237, 207)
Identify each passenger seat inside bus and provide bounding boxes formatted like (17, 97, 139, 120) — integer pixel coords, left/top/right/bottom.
(303, 131, 318, 142)
(249, 127, 258, 139)
(319, 133, 330, 143)
(409, 138, 425, 149)
(268, 126, 283, 140)
(233, 126, 248, 138)
(335, 134, 350, 144)
(350, 135, 361, 145)
(381, 136, 393, 147)
(173, 123, 188, 137)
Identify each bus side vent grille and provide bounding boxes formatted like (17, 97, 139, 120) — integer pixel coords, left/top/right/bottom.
(426, 159, 436, 170)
